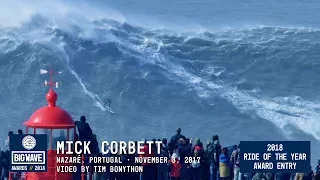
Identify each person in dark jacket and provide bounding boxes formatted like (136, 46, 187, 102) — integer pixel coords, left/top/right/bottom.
(253, 173, 267, 180)
(75, 116, 93, 141)
(203, 141, 211, 180)
(265, 173, 274, 180)
(14, 129, 23, 179)
(17, 129, 23, 135)
(140, 139, 156, 180)
(157, 140, 170, 180)
(92, 153, 106, 180)
(178, 138, 192, 180)
(109, 148, 122, 180)
(117, 151, 137, 180)
(315, 160, 320, 173)
(314, 161, 320, 180)
(275, 172, 291, 180)
(208, 135, 221, 180)
(169, 128, 186, 154)
(313, 168, 320, 180)
(192, 138, 205, 160)
(89, 134, 99, 155)
(1, 151, 9, 180)
(152, 138, 159, 179)
(302, 166, 313, 180)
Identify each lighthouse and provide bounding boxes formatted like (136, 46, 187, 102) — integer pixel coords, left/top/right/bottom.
(23, 68, 75, 180)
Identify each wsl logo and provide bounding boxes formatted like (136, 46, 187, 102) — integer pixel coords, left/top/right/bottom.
(22, 136, 36, 150)
(10, 134, 48, 172)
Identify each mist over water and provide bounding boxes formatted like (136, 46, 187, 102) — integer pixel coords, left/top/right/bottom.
(1, 0, 320, 165)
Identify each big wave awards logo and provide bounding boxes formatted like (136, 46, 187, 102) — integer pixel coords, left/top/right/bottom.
(10, 134, 48, 172)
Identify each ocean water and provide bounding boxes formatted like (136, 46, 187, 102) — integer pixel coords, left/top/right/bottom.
(0, 0, 320, 165)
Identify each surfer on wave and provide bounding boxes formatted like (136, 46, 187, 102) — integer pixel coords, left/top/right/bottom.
(103, 96, 112, 109)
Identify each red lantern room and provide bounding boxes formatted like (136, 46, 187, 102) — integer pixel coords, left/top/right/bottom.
(23, 68, 75, 180)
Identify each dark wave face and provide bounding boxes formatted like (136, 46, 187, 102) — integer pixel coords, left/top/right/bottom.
(1, 1, 320, 162)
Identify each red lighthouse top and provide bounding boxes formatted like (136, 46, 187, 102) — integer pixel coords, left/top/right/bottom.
(24, 67, 75, 128)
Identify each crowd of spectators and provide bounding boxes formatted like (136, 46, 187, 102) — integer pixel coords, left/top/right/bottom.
(1, 116, 320, 180)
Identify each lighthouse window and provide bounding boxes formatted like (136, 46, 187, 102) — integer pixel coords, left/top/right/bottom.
(52, 129, 68, 150)
(27, 127, 35, 134)
(35, 128, 51, 150)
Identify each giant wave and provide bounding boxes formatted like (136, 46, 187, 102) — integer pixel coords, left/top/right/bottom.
(1, 0, 320, 162)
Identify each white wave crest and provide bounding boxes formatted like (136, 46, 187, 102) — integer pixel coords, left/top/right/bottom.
(0, 0, 125, 28)
(132, 33, 320, 140)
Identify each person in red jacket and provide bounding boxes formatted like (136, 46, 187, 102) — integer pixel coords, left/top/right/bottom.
(169, 153, 182, 180)
(139, 139, 156, 180)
